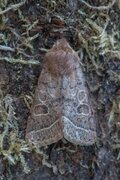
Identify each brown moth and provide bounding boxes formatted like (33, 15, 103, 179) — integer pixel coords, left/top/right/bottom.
(26, 38, 96, 147)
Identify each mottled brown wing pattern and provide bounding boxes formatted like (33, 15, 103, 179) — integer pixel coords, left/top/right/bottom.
(62, 64, 96, 145)
(26, 38, 96, 147)
(26, 67, 64, 147)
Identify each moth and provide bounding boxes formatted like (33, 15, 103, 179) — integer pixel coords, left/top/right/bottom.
(26, 38, 96, 147)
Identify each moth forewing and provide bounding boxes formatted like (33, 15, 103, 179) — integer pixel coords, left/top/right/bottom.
(25, 67, 64, 147)
(61, 57, 96, 145)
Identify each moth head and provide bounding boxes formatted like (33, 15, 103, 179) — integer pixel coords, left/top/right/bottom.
(44, 38, 79, 78)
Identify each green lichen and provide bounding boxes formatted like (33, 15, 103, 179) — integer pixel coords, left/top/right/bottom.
(0, 89, 30, 174)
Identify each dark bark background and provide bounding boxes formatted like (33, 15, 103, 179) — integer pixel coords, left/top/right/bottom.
(0, 0, 120, 179)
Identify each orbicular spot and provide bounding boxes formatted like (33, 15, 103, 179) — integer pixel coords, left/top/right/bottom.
(38, 91, 47, 101)
(78, 91, 87, 102)
(34, 104, 48, 115)
(77, 104, 90, 115)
